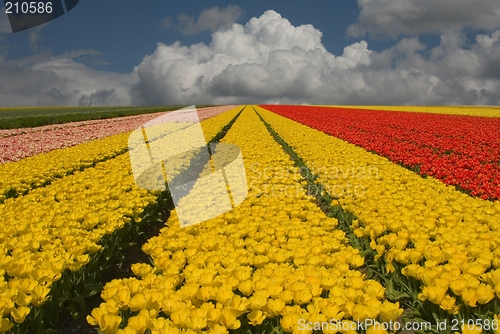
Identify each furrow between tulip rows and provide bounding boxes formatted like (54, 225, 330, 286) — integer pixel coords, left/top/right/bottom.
(87, 106, 403, 334)
(0, 106, 244, 333)
(257, 105, 500, 331)
(0, 106, 237, 204)
(261, 105, 500, 201)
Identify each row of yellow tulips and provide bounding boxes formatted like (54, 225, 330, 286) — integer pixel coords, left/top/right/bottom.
(88, 106, 403, 334)
(0, 133, 130, 203)
(0, 117, 205, 204)
(0, 106, 243, 332)
(328, 106, 500, 117)
(256, 106, 500, 330)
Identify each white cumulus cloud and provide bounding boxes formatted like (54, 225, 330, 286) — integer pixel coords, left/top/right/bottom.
(348, 0, 500, 39)
(132, 10, 500, 105)
(164, 5, 244, 35)
(132, 10, 374, 105)
(0, 50, 135, 106)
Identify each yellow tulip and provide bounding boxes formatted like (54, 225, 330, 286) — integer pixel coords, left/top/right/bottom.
(461, 288, 478, 307)
(322, 303, 344, 320)
(101, 287, 119, 301)
(207, 308, 222, 323)
(266, 299, 286, 316)
(467, 263, 486, 277)
(247, 309, 266, 326)
(253, 255, 269, 268)
(345, 276, 365, 290)
(206, 323, 228, 334)
(179, 284, 199, 300)
(289, 281, 308, 292)
(219, 309, 240, 330)
(195, 286, 215, 301)
(128, 280, 142, 294)
(344, 288, 361, 302)
(476, 284, 495, 304)
(424, 247, 447, 264)
(254, 280, 269, 291)
(293, 290, 312, 305)
(439, 295, 459, 314)
(379, 301, 403, 322)
(10, 306, 30, 324)
(271, 251, 289, 263)
(186, 315, 207, 331)
(131, 263, 153, 277)
(462, 324, 483, 334)
(267, 284, 284, 298)
(366, 323, 388, 334)
(117, 327, 138, 334)
(235, 280, 253, 296)
(321, 276, 336, 290)
(450, 278, 469, 295)
(422, 269, 441, 286)
(394, 238, 408, 250)
(395, 250, 410, 264)
(0, 318, 14, 332)
(248, 294, 268, 310)
(351, 304, 371, 321)
(423, 285, 447, 305)
(170, 307, 189, 326)
(15, 278, 38, 294)
(129, 293, 148, 312)
(232, 267, 251, 281)
(350, 254, 365, 267)
(87, 307, 105, 326)
(408, 249, 424, 264)
(280, 313, 302, 333)
(364, 298, 382, 318)
(13, 291, 32, 307)
(127, 310, 150, 333)
(364, 281, 385, 299)
(75, 254, 90, 265)
(99, 314, 122, 334)
(494, 315, 500, 334)
(216, 288, 234, 305)
(228, 295, 250, 316)
(31, 285, 51, 306)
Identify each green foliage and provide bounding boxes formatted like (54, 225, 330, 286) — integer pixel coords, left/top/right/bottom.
(0, 105, 214, 129)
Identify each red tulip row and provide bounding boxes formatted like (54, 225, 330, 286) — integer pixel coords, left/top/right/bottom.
(260, 105, 500, 201)
(0, 106, 237, 164)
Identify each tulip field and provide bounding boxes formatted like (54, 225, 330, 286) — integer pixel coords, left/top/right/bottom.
(0, 105, 500, 334)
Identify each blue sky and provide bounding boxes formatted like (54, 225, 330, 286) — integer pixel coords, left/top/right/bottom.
(2, 1, 364, 72)
(0, 0, 499, 106)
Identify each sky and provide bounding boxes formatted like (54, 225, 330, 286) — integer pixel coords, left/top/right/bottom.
(0, 0, 499, 106)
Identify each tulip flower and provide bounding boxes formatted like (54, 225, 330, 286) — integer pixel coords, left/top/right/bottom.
(461, 288, 478, 307)
(266, 299, 286, 317)
(219, 309, 240, 330)
(126, 309, 150, 333)
(280, 313, 302, 333)
(0, 318, 14, 332)
(128, 293, 148, 312)
(10, 306, 30, 324)
(462, 324, 483, 334)
(99, 314, 122, 334)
